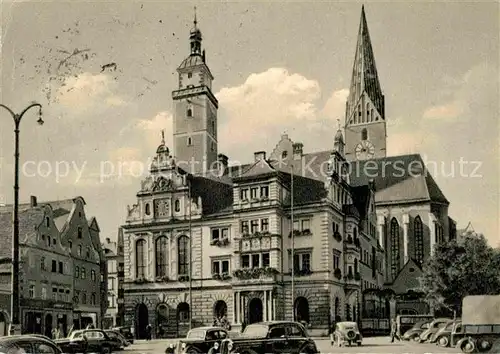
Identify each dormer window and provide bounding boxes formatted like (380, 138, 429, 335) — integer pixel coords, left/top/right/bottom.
(77, 227, 82, 239)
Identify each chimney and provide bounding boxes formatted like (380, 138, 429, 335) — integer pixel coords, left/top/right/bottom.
(30, 196, 37, 207)
(217, 153, 229, 176)
(292, 143, 303, 160)
(254, 151, 266, 162)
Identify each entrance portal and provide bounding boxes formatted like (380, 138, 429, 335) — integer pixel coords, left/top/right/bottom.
(45, 314, 53, 338)
(135, 303, 149, 339)
(248, 298, 263, 324)
(294, 297, 310, 323)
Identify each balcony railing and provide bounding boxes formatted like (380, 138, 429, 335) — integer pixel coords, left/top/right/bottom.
(333, 268, 342, 280)
(288, 229, 312, 238)
(344, 272, 361, 283)
(233, 267, 279, 281)
(210, 238, 230, 247)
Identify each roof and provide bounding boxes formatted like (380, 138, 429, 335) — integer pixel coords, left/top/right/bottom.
(178, 54, 205, 70)
(349, 154, 449, 205)
(0, 208, 44, 259)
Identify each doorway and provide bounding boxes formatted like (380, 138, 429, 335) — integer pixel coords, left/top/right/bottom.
(45, 314, 53, 338)
(135, 303, 149, 339)
(248, 298, 263, 324)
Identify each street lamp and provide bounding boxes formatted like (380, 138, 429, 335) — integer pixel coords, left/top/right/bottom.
(0, 103, 43, 335)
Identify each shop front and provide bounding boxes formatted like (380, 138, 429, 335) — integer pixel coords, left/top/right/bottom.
(21, 298, 73, 337)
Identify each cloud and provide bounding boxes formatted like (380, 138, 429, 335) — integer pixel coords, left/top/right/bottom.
(422, 62, 497, 120)
(216, 68, 346, 160)
(423, 101, 464, 120)
(56, 72, 125, 111)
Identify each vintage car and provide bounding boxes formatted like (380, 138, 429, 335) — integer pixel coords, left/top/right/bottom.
(176, 326, 229, 354)
(430, 319, 461, 347)
(220, 321, 318, 354)
(0, 335, 63, 354)
(331, 321, 362, 347)
(419, 318, 451, 342)
(55, 329, 115, 353)
(402, 320, 432, 342)
(104, 329, 130, 350)
(112, 326, 134, 343)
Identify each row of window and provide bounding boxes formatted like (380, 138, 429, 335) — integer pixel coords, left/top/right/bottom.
(331, 184, 349, 205)
(41, 258, 65, 274)
(240, 185, 269, 201)
(136, 236, 190, 278)
(211, 227, 229, 241)
(74, 290, 97, 305)
(349, 103, 380, 125)
(74, 266, 97, 281)
(28, 285, 70, 302)
(241, 218, 269, 234)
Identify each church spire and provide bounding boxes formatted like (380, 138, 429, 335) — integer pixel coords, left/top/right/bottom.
(189, 6, 202, 55)
(345, 6, 385, 125)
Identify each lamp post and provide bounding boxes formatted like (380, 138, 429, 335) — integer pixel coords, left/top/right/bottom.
(0, 103, 43, 335)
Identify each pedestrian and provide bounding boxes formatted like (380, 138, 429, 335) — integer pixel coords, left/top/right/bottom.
(390, 317, 399, 343)
(146, 324, 152, 340)
(329, 321, 336, 346)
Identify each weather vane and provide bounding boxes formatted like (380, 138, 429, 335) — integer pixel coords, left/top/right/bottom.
(194, 6, 197, 27)
(161, 129, 165, 144)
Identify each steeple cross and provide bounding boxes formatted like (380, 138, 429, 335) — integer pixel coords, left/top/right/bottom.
(193, 6, 197, 27)
(161, 129, 165, 144)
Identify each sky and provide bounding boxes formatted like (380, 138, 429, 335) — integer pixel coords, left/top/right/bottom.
(0, 1, 498, 246)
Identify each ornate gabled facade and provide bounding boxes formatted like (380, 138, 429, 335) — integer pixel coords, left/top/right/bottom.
(121, 6, 457, 339)
(0, 196, 106, 336)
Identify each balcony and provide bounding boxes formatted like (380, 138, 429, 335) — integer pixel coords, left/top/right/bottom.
(344, 236, 360, 253)
(344, 272, 361, 286)
(288, 229, 312, 238)
(232, 267, 279, 285)
(333, 231, 342, 242)
(333, 268, 342, 280)
(210, 238, 230, 247)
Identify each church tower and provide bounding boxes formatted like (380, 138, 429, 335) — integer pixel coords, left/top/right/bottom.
(344, 6, 387, 161)
(172, 9, 219, 175)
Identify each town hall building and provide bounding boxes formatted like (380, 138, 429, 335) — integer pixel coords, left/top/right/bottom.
(121, 7, 456, 338)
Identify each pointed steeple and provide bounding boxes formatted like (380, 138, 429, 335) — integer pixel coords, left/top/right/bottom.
(189, 6, 202, 55)
(345, 6, 385, 125)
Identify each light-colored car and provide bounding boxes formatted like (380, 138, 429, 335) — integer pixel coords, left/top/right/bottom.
(419, 318, 450, 342)
(331, 322, 363, 347)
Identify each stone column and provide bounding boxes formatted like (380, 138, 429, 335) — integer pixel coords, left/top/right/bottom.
(429, 213, 437, 256)
(234, 292, 239, 324)
(272, 294, 276, 320)
(263, 291, 268, 321)
(402, 214, 410, 264)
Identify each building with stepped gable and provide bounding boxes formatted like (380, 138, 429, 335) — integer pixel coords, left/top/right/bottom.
(121, 6, 456, 338)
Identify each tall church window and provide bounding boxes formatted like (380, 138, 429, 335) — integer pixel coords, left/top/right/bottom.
(187, 104, 193, 117)
(366, 103, 370, 121)
(155, 236, 168, 277)
(361, 128, 368, 141)
(175, 200, 180, 212)
(414, 216, 424, 265)
(390, 218, 400, 280)
(136, 239, 146, 278)
(178, 235, 189, 276)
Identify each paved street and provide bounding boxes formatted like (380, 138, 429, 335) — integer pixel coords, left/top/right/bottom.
(120, 337, 460, 353)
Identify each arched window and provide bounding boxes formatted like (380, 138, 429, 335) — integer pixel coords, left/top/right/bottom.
(353, 227, 358, 241)
(174, 200, 180, 212)
(354, 258, 358, 273)
(187, 105, 193, 117)
(177, 236, 189, 276)
(366, 103, 370, 121)
(145, 204, 150, 215)
(361, 128, 368, 141)
(390, 218, 400, 280)
(91, 293, 96, 305)
(136, 239, 146, 278)
(414, 216, 424, 265)
(155, 236, 168, 277)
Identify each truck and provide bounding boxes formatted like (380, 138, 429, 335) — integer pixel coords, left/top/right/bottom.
(453, 295, 500, 353)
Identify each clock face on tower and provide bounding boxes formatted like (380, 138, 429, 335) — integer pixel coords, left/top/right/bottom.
(355, 140, 375, 160)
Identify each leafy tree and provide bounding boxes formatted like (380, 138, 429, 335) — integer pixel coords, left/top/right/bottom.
(419, 233, 500, 316)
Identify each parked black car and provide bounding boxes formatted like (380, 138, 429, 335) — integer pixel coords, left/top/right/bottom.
(105, 329, 131, 350)
(0, 335, 63, 353)
(176, 326, 229, 354)
(112, 326, 134, 343)
(55, 329, 115, 353)
(220, 321, 318, 354)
